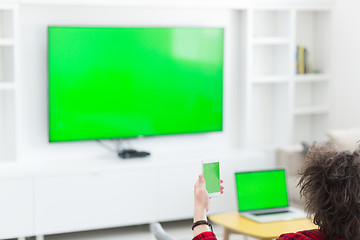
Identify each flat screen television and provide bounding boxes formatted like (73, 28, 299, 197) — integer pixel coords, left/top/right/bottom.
(48, 26, 224, 142)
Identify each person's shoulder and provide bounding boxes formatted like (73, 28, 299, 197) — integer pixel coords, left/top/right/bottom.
(277, 229, 327, 240)
(192, 231, 217, 240)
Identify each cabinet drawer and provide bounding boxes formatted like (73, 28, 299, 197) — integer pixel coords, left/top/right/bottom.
(34, 169, 157, 235)
(155, 163, 200, 221)
(0, 178, 33, 239)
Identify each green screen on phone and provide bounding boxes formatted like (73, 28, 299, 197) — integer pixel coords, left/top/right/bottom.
(235, 169, 289, 211)
(203, 162, 220, 193)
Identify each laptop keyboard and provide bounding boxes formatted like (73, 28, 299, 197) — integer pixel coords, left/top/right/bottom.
(253, 210, 290, 216)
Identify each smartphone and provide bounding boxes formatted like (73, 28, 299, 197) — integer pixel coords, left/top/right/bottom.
(202, 160, 221, 198)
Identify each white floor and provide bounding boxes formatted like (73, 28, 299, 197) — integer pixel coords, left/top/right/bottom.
(17, 219, 252, 240)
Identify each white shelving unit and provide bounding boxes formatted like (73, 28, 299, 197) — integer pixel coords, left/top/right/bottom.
(246, 9, 293, 147)
(292, 10, 331, 143)
(246, 8, 331, 148)
(0, 5, 18, 162)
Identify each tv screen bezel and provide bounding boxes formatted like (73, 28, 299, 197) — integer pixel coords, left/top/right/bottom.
(48, 26, 225, 142)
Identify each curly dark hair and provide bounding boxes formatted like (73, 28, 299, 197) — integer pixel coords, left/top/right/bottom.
(298, 143, 360, 239)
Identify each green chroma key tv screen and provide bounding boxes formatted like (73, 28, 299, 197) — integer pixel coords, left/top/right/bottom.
(235, 169, 289, 211)
(48, 27, 224, 142)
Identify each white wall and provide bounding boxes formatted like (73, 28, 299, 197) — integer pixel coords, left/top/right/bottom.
(17, 5, 244, 162)
(330, 0, 360, 129)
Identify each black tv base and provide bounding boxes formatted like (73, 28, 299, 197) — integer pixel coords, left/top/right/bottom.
(118, 149, 150, 159)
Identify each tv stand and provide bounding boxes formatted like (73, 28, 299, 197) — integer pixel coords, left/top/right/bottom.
(0, 148, 267, 239)
(118, 149, 150, 159)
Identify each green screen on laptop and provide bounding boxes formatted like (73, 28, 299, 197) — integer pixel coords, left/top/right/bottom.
(235, 169, 289, 212)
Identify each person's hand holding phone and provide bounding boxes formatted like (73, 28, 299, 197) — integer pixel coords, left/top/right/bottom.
(194, 175, 224, 214)
(194, 175, 210, 214)
(193, 174, 224, 237)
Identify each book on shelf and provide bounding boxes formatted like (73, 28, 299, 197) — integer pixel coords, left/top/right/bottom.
(295, 45, 311, 74)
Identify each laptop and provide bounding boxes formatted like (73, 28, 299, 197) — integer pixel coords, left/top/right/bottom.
(235, 168, 307, 223)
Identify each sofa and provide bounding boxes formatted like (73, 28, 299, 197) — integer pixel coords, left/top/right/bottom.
(276, 144, 305, 208)
(276, 128, 360, 208)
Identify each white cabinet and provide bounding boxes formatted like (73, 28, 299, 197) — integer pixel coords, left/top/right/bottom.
(34, 168, 157, 235)
(155, 163, 199, 221)
(31, 150, 266, 237)
(0, 177, 34, 239)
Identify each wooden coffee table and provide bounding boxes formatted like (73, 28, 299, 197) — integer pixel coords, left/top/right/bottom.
(209, 212, 317, 240)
